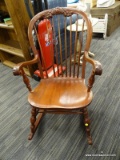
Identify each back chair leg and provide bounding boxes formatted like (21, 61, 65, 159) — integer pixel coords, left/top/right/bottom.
(83, 108, 92, 145)
(28, 106, 44, 140)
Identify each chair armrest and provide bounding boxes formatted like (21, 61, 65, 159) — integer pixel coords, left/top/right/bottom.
(84, 51, 102, 75)
(84, 51, 102, 92)
(13, 54, 39, 76)
(13, 55, 39, 92)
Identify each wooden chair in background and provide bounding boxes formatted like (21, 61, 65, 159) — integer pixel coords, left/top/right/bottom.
(13, 7, 102, 145)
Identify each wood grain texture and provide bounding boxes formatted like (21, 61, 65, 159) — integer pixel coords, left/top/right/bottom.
(28, 78, 93, 109)
(0, 0, 35, 76)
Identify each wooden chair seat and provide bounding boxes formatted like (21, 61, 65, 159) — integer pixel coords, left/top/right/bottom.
(28, 77, 93, 109)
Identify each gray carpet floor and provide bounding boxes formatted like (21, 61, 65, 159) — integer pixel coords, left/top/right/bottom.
(0, 27, 120, 160)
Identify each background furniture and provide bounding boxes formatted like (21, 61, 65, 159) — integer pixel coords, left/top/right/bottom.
(91, 1, 120, 36)
(0, 0, 35, 76)
(13, 7, 102, 145)
(97, 0, 115, 8)
(85, 0, 97, 8)
(92, 14, 108, 39)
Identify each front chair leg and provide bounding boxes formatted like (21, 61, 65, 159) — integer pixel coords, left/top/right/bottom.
(83, 108, 92, 145)
(28, 107, 36, 140)
(28, 106, 45, 140)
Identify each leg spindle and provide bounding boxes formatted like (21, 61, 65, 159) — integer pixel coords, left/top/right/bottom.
(83, 108, 92, 145)
(28, 107, 36, 140)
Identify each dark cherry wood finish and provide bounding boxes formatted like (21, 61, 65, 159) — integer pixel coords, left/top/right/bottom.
(13, 7, 102, 145)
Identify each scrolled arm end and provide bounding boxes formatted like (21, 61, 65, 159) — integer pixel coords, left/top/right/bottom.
(84, 51, 102, 76)
(94, 61, 102, 76)
(13, 65, 22, 76)
(13, 54, 39, 76)
(13, 61, 33, 92)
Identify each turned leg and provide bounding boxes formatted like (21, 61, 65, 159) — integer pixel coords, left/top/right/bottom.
(28, 106, 45, 140)
(83, 108, 92, 145)
(28, 107, 36, 140)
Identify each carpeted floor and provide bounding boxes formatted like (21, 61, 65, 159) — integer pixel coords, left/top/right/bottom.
(0, 27, 120, 160)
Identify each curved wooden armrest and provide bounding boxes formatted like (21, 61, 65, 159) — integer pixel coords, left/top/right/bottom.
(84, 51, 102, 75)
(13, 54, 39, 76)
(13, 55, 39, 92)
(84, 51, 102, 92)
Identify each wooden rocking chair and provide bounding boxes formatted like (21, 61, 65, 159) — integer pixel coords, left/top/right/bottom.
(13, 7, 102, 145)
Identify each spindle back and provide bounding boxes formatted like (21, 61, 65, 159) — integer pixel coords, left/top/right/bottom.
(28, 7, 92, 79)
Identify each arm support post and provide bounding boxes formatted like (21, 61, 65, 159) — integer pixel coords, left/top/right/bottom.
(13, 55, 39, 91)
(84, 51, 102, 92)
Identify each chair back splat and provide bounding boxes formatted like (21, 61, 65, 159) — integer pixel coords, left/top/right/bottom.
(13, 7, 102, 145)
